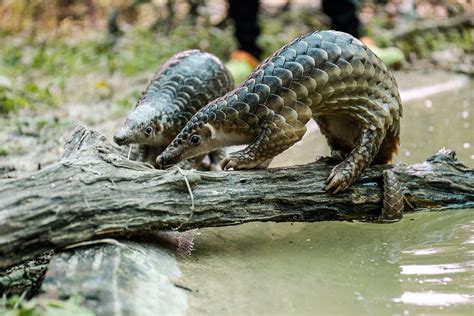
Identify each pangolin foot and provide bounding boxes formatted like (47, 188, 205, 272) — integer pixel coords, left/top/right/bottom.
(209, 162, 222, 172)
(221, 154, 250, 170)
(220, 153, 254, 170)
(325, 162, 355, 194)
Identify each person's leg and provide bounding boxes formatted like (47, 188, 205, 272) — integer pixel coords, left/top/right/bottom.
(322, 0, 361, 38)
(228, 0, 262, 59)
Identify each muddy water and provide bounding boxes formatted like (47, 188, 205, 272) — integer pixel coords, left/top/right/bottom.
(180, 72, 474, 315)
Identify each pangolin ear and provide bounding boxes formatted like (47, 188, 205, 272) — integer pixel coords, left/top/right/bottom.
(155, 122, 163, 133)
(201, 123, 216, 140)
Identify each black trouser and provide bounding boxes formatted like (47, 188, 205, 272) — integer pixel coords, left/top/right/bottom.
(322, 0, 361, 38)
(228, 0, 361, 59)
(228, 0, 262, 59)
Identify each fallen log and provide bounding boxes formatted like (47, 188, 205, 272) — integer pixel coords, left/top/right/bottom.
(386, 14, 474, 42)
(39, 241, 188, 315)
(0, 126, 473, 269)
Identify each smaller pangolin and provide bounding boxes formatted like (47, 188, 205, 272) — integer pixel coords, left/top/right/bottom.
(156, 31, 403, 195)
(113, 49, 234, 168)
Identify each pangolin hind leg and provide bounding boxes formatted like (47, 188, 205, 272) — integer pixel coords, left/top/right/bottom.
(208, 149, 227, 171)
(138, 145, 164, 167)
(325, 127, 386, 194)
(221, 120, 307, 170)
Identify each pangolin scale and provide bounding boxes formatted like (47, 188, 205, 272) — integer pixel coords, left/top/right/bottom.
(380, 170, 404, 222)
(114, 49, 234, 168)
(157, 31, 403, 193)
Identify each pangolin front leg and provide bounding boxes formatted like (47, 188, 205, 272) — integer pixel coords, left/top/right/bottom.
(221, 120, 307, 170)
(220, 127, 275, 170)
(325, 127, 386, 194)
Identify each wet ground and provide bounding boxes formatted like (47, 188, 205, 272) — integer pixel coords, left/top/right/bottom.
(0, 69, 472, 314)
(183, 211, 473, 315)
(179, 71, 473, 315)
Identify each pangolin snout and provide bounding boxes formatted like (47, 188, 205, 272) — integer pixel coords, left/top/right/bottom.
(156, 155, 166, 169)
(156, 154, 175, 169)
(113, 129, 129, 146)
(156, 148, 181, 169)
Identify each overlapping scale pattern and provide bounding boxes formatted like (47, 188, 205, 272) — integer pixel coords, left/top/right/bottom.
(139, 50, 234, 136)
(118, 50, 234, 168)
(180, 31, 401, 140)
(165, 31, 403, 192)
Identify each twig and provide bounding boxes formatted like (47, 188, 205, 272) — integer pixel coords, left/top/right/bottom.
(12, 290, 26, 309)
(80, 166, 102, 175)
(127, 145, 133, 160)
(175, 167, 195, 230)
(84, 197, 90, 209)
(404, 196, 415, 211)
(62, 239, 126, 250)
(2, 292, 6, 312)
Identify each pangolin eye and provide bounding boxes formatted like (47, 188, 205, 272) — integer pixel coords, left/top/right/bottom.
(144, 127, 153, 136)
(190, 134, 201, 145)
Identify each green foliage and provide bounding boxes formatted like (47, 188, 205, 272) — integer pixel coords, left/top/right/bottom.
(2, 295, 94, 316)
(0, 86, 28, 113)
(0, 24, 234, 78)
(0, 23, 235, 114)
(0, 84, 57, 114)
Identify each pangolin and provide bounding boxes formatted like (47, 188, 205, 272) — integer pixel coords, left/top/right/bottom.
(156, 31, 403, 194)
(113, 49, 234, 168)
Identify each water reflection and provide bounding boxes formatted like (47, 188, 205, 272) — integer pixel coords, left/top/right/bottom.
(401, 263, 468, 275)
(396, 216, 474, 313)
(395, 292, 474, 306)
(182, 211, 473, 315)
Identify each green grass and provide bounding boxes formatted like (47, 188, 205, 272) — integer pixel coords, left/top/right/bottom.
(2, 295, 94, 316)
(2, 11, 466, 115)
(0, 24, 235, 114)
(0, 84, 57, 114)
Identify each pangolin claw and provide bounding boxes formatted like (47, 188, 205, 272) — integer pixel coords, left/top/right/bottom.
(221, 156, 239, 170)
(221, 153, 262, 170)
(325, 162, 353, 194)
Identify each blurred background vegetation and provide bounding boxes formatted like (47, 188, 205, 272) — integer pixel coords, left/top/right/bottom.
(0, 0, 472, 115)
(0, 1, 472, 172)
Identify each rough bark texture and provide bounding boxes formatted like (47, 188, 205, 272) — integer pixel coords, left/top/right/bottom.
(39, 241, 188, 315)
(0, 252, 52, 297)
(0, 126, 473, 269)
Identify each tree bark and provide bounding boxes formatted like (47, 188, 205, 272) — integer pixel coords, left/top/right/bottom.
(0, 126, 473, 269)
(39, 241, 188, 315)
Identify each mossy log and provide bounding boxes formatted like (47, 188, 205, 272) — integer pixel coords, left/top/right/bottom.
(0, 126, 473, 270)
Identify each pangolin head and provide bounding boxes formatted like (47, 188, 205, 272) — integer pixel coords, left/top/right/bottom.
(156, 111, 218, 169)
(113, 103, 165, 146)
